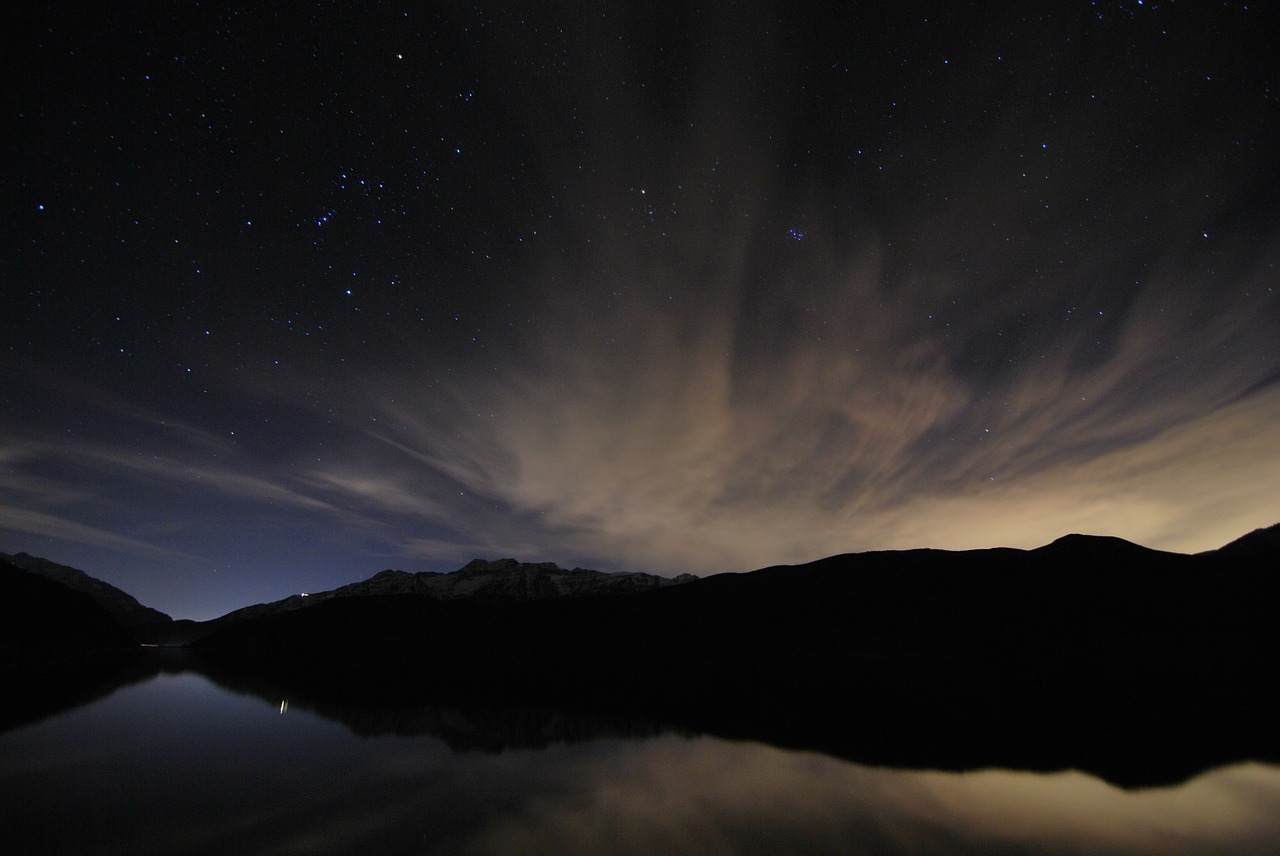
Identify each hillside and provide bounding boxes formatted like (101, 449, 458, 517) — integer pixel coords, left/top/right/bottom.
(153, 558, 696, 645)
(7, 526, 1277, 783)
(0, 558, 145, 730)
(1, 552, 172, 630)
(186, 527, 1280, 785)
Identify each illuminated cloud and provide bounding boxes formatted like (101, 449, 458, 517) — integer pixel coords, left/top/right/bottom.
(3, 2, 1277, 615)
(0, 505, 197, 563)
(350, 223, 1280, 573)
(429, 739, 1280, 856)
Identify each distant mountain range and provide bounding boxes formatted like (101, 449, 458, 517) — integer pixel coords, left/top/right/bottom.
(5, 525, 1279, 647)
(152, 558, 697, 645)
(4, 524, 1279, 785)
(184, 523, 1280, 786)
(0, 552, 697, 645)
(215, 557, 696, 620)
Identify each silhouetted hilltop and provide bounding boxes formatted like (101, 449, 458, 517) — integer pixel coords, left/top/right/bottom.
(0, 558, 145, 730)
(0, 558, 141, 661)
(1031, 532, 1170, 562)
(1215, 521, 1280, 561)
(1, 551, 172, 630)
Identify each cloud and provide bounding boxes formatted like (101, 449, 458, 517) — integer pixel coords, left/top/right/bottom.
(7, 12, 1275, 583)
(353, 218, 1280, 572)
(0, 504, 197, 563)
(0, 427, 342, 566)
(851, 386, 1280, 554)
(302, 468, 453, 521)
(444, 739, 1280, 856)
(1, 437, 337, 514)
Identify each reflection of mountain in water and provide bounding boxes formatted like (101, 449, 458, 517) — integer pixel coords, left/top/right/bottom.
(196, 656, 673, 751)
(5, 525, 1280, 788)
(0, 557, 160, 731)
(186, 524, 1280, 789)
(180, 644, 1277, 790)
(153, 558, 697, 646)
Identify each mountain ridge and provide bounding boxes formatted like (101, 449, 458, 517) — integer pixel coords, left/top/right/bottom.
(6, 523, 1276, 644)
(0, 557, 145, 731)
(182, 525, 1280, 788)
(0, 551, 172, 629)
(202, 558, 695, 625)
(193, 521, 1280, 667)
(7, 524, 1279, 786)
(1214, 521, 1280, 558)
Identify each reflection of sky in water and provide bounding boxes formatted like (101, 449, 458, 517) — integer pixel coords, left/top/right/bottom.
(3, 673, 1278, 855)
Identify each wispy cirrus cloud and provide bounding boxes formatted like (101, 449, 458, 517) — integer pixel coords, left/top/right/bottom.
(0, 504, 199, 563)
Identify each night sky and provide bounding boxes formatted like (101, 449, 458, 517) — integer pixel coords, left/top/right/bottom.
(4, 1, 1278, 620)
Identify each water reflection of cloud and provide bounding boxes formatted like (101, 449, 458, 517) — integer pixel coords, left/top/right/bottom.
(438, 738, 1280, 856)
(9, 675, 1280, 856)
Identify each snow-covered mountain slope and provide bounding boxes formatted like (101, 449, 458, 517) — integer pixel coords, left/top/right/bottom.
(210, 558, 696, 626)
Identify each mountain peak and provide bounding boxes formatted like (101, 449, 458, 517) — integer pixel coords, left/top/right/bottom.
(1044, 532, 1137, 547)
(1032, 533, 1156, 560)
(1215, 522, 1280, 559)
(456, 558, 563, 576)
(434, 558, 692, 599)
(204, 557, 696, 628)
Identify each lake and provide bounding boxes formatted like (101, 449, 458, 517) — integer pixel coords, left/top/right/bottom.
(3, 669, 1279, 855)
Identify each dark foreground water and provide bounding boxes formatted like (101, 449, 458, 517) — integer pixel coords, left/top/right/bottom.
(3, 670, 1279, 855)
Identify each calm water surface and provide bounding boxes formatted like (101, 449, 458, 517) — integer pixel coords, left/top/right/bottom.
(3, 671, 1279, 855)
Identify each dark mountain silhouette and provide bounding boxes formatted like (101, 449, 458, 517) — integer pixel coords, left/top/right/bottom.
(1031, 532, 1170, 562)
(1214, 521, 1280, 560)
(0, 558, 141, 659)
(7, 526, 1279, 786)
(1, 551, 172, 631)
(0, 558, 145, 730)
(186, 526, 1280, 787)
(232, 556, 694, 612)
(152, 557, 696, 645)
